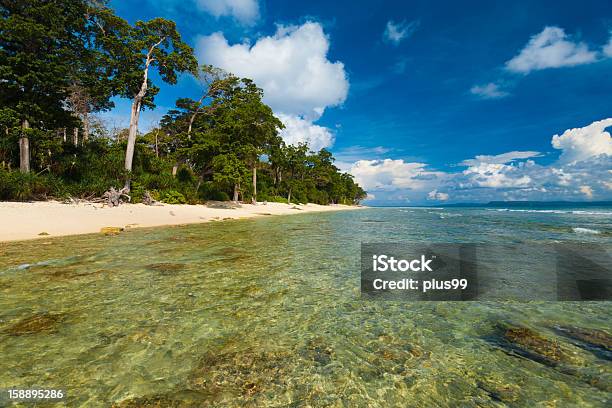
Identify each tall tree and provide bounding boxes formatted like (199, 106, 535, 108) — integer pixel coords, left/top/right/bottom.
(216, 78, 283, 203)
(275, 143, 309, 204)
(95, 16, 197, 188)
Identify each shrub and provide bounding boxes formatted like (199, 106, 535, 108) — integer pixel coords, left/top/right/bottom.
(268, 195, 289, 203)
(176, 165, 195, 184)
(198, 181, 231, 201)
(208, 190, 230, 201)
(161, 190, 186, 204)
(0, 169, 65, 200)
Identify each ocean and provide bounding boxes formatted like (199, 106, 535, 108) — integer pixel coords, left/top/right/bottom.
(0, 205, 610, 406)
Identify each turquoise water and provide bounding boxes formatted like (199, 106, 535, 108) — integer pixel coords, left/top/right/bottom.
(0, 206, 610, 407)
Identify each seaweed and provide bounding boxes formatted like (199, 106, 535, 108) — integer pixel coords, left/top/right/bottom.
(146, 263, 185, 275)
(4, 312, 65, 335)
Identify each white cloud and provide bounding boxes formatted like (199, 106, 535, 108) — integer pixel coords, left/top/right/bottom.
(460, 151, 541, 166)
(344, 119, 612, 202)
(470, 82, 509, 99)
(383, 20, 419, 45)
(506, 26, 598, 73)
(461, 161, 533, 188)
(196, 0, 259, 25)
(347, 159, 443, 192)
(276, 113, 334, 151)
(604, 32, 612, 57)
(579, 185, 594, 198)
(551, 118, 612, 163)
(428, 190, 449, 201)
(196, 22, 349, 120)
(333, 145, 392, 162)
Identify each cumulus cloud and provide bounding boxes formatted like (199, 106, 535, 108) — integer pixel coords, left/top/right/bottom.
(196, 22, 348, 120)
(196, 0, 259, 25)
(276, 113, 334, 151)
(506, 26, 597, 73)
(470, 82, 509, 99)
(551, 118, 612, 163)
(347, 159, 443, 192)
(428, 190, 449, 201)
(348, 119, 612, 203)
(383, 20, 419, 45)
(196, 22, 349, 149)
(460, 160, 533, 189)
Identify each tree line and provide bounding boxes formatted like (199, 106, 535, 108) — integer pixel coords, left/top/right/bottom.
(0, 0, 366, 205)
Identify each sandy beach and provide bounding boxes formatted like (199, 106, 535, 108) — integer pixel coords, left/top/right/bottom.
(0, 200, 363, 242)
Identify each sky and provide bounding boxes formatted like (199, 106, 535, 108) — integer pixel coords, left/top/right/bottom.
(104, 0, 612, 205)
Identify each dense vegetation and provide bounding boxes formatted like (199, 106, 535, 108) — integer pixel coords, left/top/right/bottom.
(0, 0, 366, 205)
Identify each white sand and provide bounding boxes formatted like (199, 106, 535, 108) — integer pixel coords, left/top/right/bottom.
(0, 200, 363, 242)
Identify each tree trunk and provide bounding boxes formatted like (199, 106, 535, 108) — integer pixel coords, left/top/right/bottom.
(251, 165, 257, 204)
(19, 119, 30, 173)
(124, 37, 165, 187)
(172, 164, 178, 176)
(124, 97, 142, 173)
(83, 112, 89, 143)
(73, 127, 78, 146)
(233, 183, 239, 202)
(288, 187, 292, 205)
(63, 128, 67, 143)
(154, 130, 159, 157)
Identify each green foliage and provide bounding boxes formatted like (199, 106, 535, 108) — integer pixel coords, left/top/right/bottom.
(0, 3, 366, 205)
(267, 195, 290, 203)
(161, 190, 186, 204)
(0, 168, 64, 201)
(176, 165, 195, 183)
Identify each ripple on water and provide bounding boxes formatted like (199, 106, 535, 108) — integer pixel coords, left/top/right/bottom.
(0, 209, 610, 407)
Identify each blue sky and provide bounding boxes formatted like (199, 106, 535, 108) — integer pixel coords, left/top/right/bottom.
(104, 0, 612, 204)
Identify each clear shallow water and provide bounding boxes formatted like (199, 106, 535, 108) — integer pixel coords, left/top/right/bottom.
(0, 207, 610, 407)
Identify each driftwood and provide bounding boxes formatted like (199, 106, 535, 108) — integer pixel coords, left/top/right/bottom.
(100, 187, 131, 207)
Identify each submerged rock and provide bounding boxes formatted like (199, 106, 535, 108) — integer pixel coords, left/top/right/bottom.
(301, 337, 334, 365)
(555, 326, 612, 352)
(188, 348, 292, 401)
(503, 326, 585, 366)
(477, 380, 520, 403)
(4, 312, 64, 335)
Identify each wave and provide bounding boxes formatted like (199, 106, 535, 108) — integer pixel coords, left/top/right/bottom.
(572, 227, 601, 234)
(438, 212, 462, 219)
(489, 209, 611, 215)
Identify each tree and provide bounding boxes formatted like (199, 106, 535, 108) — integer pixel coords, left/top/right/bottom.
(274, 143, 309, 204)
(95, 16, 197, 188)
(213, 77, 283, 203)
(212, 153, 248, 202)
